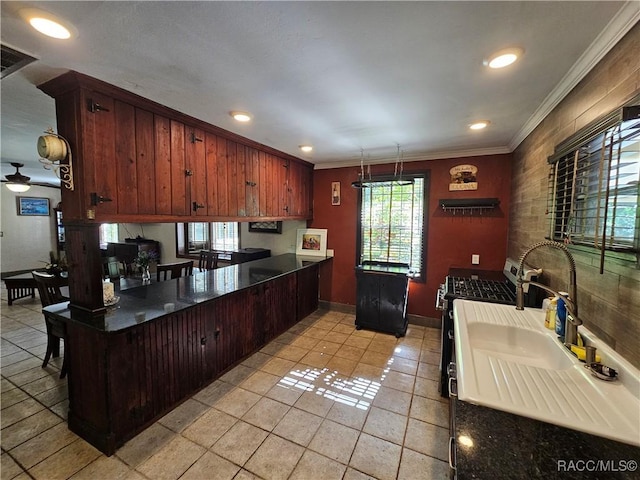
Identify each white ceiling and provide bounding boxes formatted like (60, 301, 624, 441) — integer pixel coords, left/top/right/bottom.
(1, 1, 639, 186)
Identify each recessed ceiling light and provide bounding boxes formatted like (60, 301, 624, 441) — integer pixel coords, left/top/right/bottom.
(20, 8, 75, 39)
(230, 111, 252, 122)
(485, 47, 523, 69)
(469, 121, 490, 130)
(299, 145, 313, 153)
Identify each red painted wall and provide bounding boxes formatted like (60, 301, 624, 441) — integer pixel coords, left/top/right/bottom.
(310, 153, 512, 319)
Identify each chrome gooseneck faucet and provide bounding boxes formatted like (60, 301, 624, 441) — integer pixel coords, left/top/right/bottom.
(515, 240, 583, 346)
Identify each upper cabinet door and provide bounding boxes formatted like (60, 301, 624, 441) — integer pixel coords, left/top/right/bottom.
(287, 160, 313, 218)
(169, 120, 189, 216)
(87, 91, 117, 216)
(186, 127, 207, 216)
(135, 108, 156, 214)
(40, 71, 314, 223)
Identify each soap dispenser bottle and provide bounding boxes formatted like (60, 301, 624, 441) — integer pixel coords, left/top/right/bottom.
(544, 297, 557, 330)
(555, 291, 569, 338)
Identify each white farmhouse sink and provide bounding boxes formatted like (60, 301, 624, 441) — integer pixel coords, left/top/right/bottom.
(466, 323, 575, 370)
(454, 299, 640, 447)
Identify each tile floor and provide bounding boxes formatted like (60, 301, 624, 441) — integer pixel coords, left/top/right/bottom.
(1, 287, 450, 480)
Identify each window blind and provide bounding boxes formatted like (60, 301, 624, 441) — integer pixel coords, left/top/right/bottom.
(548, 115, 639, 254)
(359, 176, 425, 274)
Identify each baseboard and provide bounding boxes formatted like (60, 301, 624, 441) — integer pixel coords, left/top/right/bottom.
(318, 300, 441, 329)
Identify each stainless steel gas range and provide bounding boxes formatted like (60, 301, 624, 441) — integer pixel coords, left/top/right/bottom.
(435, 258, 542, 398)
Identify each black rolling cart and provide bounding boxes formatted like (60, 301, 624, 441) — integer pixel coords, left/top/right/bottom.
(355, 262, 410, 337)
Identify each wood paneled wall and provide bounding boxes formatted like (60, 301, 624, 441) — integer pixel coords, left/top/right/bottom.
(508, 22, 640, 367)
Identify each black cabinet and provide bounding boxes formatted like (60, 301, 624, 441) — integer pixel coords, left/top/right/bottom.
(355, 263, 410, 337)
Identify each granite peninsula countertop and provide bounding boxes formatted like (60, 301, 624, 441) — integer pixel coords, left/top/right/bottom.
(454, 399, 640, 480)
(44, 254, 330, 333)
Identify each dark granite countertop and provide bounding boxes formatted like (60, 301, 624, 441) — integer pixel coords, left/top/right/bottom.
(44, 254, 330, 333)
(454, 398, 640, 480)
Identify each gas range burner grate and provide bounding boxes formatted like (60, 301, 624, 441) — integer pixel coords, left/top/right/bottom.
(447, 276, 517, 304)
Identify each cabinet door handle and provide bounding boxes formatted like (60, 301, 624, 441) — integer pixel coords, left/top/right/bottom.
(87, 99, 110, 113)
(185, 169, 193, 176)
(90, 192, 113, 205)
(448, 436, 457, 471)
(200, 337, 207, 345)
(448, 377, 457, 397)
(245, 181, 256, 187)
(192, 202, 205, 211)
(214, 329, 220, 339)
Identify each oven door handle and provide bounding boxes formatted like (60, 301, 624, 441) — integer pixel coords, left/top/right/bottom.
(448, 436, 457, 471)
(435, 284, 446, 311)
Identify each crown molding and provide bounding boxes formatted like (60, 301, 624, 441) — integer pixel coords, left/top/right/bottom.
(509, 2, 640, 151)
(312, 146, 511, 170)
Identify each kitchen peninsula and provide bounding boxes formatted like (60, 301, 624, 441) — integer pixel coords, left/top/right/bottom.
(44, 254, 330, 455)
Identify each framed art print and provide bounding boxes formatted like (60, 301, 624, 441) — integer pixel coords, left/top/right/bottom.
(296, 228, 328, 257)
(17, 197, 50, 216)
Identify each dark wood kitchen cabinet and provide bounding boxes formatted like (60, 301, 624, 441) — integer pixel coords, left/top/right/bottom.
(39, 70, 313, 312)
(38, 70, 314, 224)
(63, 263, 320, 455)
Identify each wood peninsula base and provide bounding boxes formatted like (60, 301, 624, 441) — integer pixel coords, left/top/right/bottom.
(45, 254, 327, 455)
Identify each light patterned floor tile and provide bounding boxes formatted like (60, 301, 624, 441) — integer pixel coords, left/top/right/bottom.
(180, 451, 239, 480)
(349, 433, 402, 480)
(213, 387, 261, 418)
(308, 419, 360, 464)
(242, 397, 290, 431)
(404, 418, 449, 461)
(409, 394, 449, 428)
(182, 408, 237, 448)
(28, 439, 101, 480)
(362, 406, 408, 445)
(398, 447, 449, 480)
(136, 436, 205, 480)
(9, 422, 78, 469)
(244, 434, 304, 480)
(289, 450, 346, 480)
(211, 421, 268, 466)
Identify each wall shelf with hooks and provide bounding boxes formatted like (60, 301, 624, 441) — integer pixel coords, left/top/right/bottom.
(439, 198, 500, 215)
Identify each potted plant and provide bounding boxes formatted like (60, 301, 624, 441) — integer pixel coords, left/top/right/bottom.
(135, 250, 158, 283)
(43, 251, 68, 277)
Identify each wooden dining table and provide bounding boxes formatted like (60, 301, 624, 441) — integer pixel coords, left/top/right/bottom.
(4, 272, 143, 306)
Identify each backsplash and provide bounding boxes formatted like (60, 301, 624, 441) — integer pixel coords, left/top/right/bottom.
(508, 22, 640, 368)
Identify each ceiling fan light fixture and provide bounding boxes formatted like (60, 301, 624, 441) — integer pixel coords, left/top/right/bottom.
(20, 8, 75, 39)
(230, 111, 252, 122)
(485, 47, 523, 69)
(469, 120, 490, 130)
(5, 162, 31, 192)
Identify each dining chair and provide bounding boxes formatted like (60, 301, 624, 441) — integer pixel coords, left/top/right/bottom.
(32, 271, 69, 379)
(156, 260, 194, 281)
(198, 250, 219, 272)
(102, 256, 121, 280)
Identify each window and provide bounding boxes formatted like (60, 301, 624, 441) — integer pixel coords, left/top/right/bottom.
(99, 224, 119, 246)
(357, 174, 428, 279)
(548, 105, 639, 259)
(177, 222, 239, 256)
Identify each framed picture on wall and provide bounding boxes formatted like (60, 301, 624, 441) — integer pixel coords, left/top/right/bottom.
(17, 197, 50, 216)
(296, 228, 328, 257)
(248, 221, 282, 234)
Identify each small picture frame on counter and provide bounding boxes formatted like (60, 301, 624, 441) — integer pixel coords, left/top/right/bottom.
(296, 228, 328, 257)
